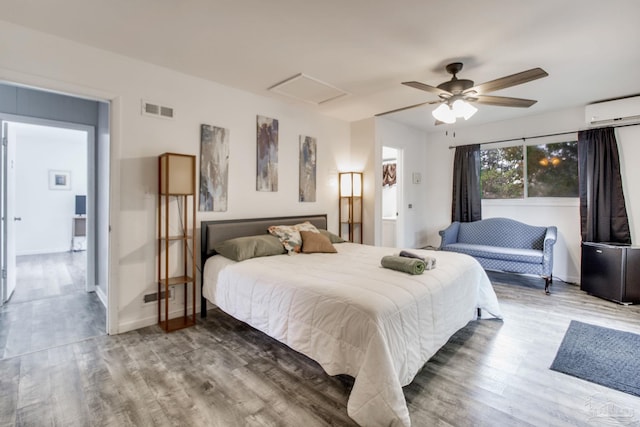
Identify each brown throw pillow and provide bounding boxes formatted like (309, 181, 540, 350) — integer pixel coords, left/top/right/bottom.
(300, 230, 337, 254)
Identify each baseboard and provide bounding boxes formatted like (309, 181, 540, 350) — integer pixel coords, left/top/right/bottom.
(118, 304, 202, 334)
(16, 247, 72, 256)
(556, 275, 580, 285)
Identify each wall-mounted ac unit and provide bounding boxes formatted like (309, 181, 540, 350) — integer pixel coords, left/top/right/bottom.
(585, 96, 640, 127)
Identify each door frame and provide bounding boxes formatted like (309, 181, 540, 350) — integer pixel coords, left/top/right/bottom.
(0, 71, 120, 334)
(377, 145, 405, 248)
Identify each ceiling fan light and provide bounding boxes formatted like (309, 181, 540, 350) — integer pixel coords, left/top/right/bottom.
(452, 99, 478, 120)
(432, 103, 456, 123)
(462, 102, 478, 120)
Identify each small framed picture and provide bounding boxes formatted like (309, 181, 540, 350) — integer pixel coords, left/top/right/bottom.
(49, 170, 71, 190)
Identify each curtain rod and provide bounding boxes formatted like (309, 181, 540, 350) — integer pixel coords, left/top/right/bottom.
(448, 121, 640, 149)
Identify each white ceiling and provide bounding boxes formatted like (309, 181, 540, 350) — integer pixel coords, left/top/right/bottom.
(2, 0, 639, 131)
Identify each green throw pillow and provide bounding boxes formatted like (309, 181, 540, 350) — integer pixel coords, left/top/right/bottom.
(213, 234, 286, 261)
(319, 229, 346, 244)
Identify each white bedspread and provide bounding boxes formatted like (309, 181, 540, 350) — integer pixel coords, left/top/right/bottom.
(203, 243, 502, 426)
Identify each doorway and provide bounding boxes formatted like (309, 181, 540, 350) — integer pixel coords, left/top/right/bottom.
(381, 146, 403, 248)
(0, 117, 106, 359)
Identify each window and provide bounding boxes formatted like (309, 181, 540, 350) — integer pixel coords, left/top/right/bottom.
(480, 146, 523, 199)
(481, 141, 578, 199)
(526, 141, 579, 197)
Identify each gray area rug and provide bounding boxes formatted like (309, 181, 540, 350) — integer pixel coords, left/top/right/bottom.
(550, 320, 640, 397)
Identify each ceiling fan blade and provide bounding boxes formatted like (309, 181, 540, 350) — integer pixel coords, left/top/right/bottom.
(402, 81, 452, 97)
(375, 100, 440, 116)
(473, 95, 538, 108)
(465, 68, 548, 95)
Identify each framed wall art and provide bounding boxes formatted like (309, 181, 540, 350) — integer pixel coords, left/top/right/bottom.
(299, 135, 317, 202)
(256, 115, 278, 192)
(200, 124, 230, 212)
(49, 170, 71, 190)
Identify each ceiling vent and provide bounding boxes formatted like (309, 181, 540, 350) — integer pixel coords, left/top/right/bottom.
(268, 73, 348, 105)
(585, 96, 640, 127)
(142, 100, 175, 119)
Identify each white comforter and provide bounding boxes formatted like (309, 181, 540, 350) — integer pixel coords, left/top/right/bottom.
(203, 243, 502, 426)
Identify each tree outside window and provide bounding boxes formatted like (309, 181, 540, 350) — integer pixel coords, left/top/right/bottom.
(480, 146, 523, 199)
(480, 141, 578, 199)
(527, 141, 578, 197)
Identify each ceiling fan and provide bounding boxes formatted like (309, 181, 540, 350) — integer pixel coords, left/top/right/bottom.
(378, 62, 548, 124)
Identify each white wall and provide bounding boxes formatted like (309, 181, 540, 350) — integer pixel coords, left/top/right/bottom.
(0, 20, 350, 332)
(351, 117, 428, 248)
(424, 106, 640, 283)
(376, 118, 429, 249)
(14, 124, 87, 255)
(350, 118, 377, 245)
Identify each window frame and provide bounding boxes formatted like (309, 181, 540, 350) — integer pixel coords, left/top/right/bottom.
(480, 134, 579, 205)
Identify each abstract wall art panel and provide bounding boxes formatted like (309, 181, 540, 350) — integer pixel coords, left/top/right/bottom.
(256, 115, 278, 192)
(299, 135, 317, 202)
(200, 124, 229, 211)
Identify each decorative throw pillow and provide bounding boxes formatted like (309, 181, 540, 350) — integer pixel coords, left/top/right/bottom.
(268, 221, 319, 253)
(319, 229, 346, 244)
(300, 230, 337, 254)
(213, 234, 286, 261)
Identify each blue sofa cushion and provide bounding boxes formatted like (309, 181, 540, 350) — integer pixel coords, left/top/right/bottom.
(444, 243, 543, 264)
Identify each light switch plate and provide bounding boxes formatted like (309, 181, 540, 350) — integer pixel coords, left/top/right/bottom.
(412, 172, 422, 184)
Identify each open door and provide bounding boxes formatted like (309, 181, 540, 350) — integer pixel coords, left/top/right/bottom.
(1, 121, 5, 305)
(381, 146, 404, 248)
(1, 121, 17, 303)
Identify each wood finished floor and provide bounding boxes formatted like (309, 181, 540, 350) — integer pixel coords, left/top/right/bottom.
(1, 273, 640, 426)
(0, 252, 106, 360)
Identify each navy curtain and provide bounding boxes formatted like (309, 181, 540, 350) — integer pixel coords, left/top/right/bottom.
(578, 127, 631, 243)
(451, 144, 482, 222)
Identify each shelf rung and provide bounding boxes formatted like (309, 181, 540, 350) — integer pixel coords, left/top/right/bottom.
(160, 235, 192, 241)
(158, 276, 195, 286)
(159, 316, 196, 332)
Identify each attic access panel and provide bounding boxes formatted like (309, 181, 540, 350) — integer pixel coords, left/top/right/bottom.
(269, 73, 348, 105)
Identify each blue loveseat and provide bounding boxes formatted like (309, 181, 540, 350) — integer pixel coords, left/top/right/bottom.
(439, 217, 557, 294)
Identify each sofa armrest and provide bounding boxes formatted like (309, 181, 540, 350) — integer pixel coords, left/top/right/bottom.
(439, 222, 460, 248)
(542, 226, 557, 276)
(543, 226, 557, 250)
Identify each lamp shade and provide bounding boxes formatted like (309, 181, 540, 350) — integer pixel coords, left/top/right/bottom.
(339, 172, 362, 197)
(452, 99, 478, 120)
(159, 152, 196, 195)
(433, 100, 478, 123)
(432, 103, 456, 124)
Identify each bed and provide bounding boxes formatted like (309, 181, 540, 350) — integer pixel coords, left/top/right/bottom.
(200, 214, 502, 427)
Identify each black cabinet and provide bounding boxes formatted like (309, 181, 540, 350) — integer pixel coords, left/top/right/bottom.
(581, 242, 640, 304)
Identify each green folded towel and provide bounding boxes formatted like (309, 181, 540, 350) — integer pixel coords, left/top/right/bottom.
(381, 255, 426, 275)
(399, 250, 437, 270)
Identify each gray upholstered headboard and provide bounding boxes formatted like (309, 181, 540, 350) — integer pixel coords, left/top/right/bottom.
(200, 214, 328, 260)
(199, 214, 327, 317)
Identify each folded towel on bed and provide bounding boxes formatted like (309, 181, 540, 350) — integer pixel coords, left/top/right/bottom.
(381, 255, 426, 275)
(399, 250, 437, 270)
